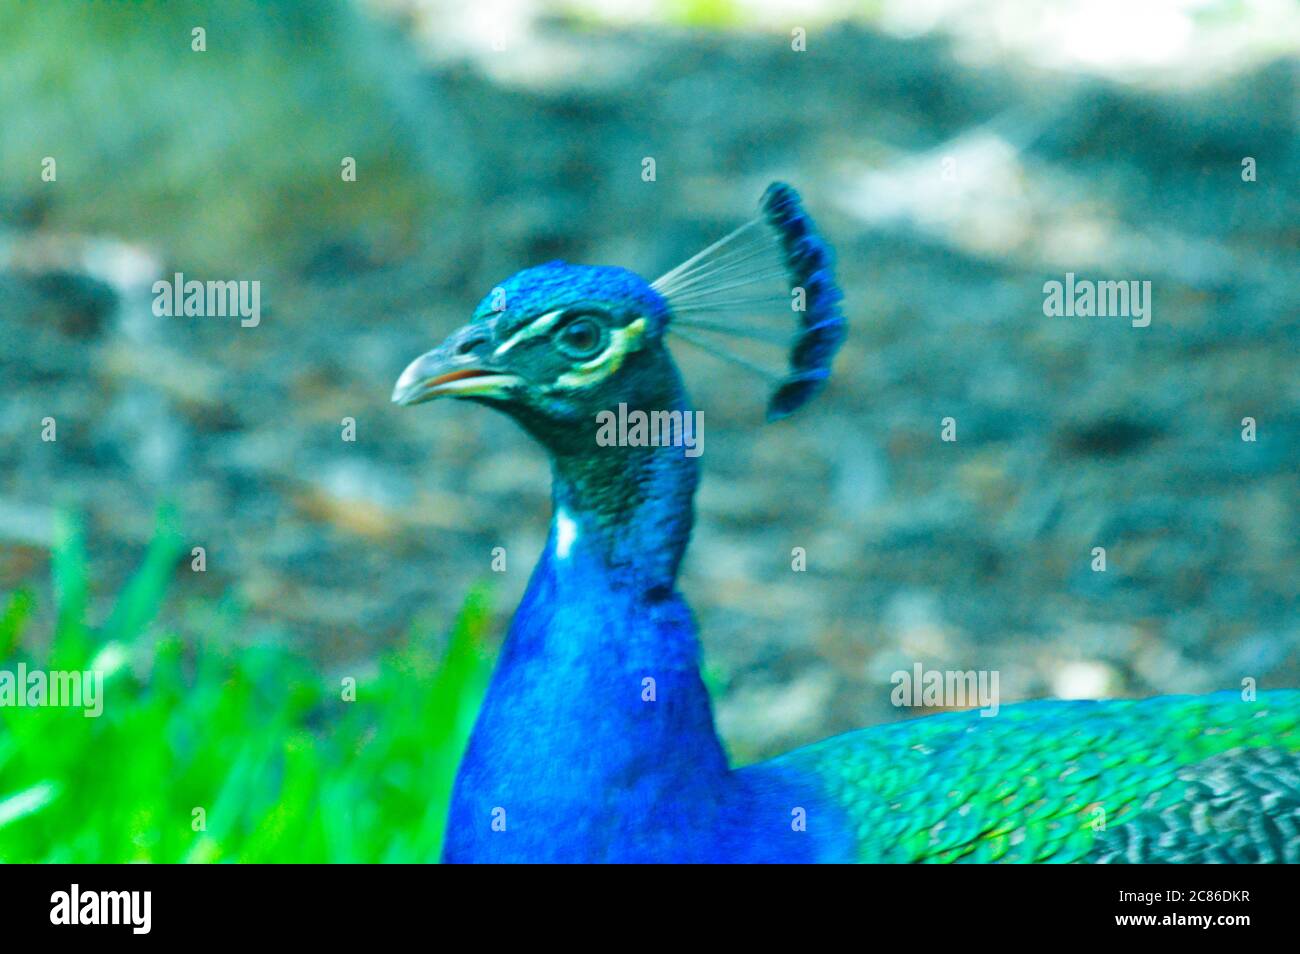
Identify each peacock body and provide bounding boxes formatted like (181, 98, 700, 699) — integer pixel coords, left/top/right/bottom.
(393, 184, 1300, 863)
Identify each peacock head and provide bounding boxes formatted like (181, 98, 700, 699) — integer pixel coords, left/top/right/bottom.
(392, 262, 681, 454)
(393, 183, 847, 455)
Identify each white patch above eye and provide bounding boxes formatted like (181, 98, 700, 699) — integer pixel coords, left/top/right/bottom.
(494, 309, 565, 358)
(554, 508, 578, 559)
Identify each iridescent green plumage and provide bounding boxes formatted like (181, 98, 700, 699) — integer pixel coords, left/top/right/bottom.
(765, 690, 1300, 863)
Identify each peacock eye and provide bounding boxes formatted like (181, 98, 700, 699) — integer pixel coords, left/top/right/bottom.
(554, 316, 605, 360)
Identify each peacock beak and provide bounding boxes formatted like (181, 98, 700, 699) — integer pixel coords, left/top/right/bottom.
(392, 344, 522, 407)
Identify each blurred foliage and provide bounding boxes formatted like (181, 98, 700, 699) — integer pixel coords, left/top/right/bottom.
(0, 0, 460, 274)
(0, 510, 492, 862)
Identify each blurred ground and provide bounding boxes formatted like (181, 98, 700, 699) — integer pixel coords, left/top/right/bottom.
(1, 0, 1296, 762)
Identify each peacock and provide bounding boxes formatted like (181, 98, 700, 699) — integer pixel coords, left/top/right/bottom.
(393, 183, 1300, 863)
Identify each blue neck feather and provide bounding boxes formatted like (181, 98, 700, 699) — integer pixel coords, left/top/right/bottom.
(443, 414, 845, 862)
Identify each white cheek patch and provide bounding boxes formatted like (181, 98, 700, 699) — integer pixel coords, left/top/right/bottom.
(555, 508, 578, 559)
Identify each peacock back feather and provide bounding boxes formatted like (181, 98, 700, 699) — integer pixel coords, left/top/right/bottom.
(766, 690, 1300, 863)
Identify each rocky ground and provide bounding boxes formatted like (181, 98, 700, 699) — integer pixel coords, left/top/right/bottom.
(1, 3, 1295, 761)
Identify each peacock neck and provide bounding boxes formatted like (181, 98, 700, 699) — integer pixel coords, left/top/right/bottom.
(493, 434, 714, 758)
(548, 434, 700, 594)
(444, 427, 747, 860)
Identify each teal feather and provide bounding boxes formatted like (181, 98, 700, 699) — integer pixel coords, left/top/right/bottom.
(763, 692, 1300, 862)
